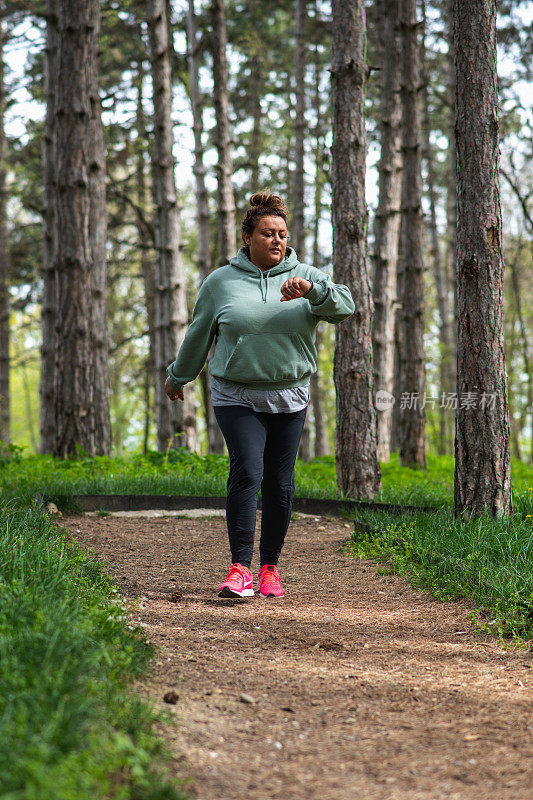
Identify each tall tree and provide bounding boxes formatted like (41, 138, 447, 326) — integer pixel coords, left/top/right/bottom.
(53, 0, 111, 457)
(371, 0, 403, 462)
(40, 0, 58, 453)
(134, 57, 157, 453)
(187, 0, 224, 454)
(397, 0, 426, 469)
(148, 0, 198, 452)
(292, 0, 312, 462)
(331, 0, 381, 499)
(446, 0, 457, 344)
(292, 0, 306, 261)
(454, 0, 512, 518)
(309, 42, 329, 458)
(211, 0, 236, 265)
(508, 242, 532, 464)
(0, 18, 9, 445)
(88, 0, 111, 454)
(421, 3, 453, 455)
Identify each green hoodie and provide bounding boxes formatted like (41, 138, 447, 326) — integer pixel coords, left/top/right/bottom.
(166, 247, 355, 391)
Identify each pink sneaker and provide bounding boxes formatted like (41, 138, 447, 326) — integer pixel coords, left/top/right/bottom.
(258, 564, 284, 598)
(218, 563, 254, 598)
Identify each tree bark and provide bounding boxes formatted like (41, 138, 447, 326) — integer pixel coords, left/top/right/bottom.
(398, 0, 426, 469)
(40, 0, 58, 453)
(210, 0, 236, 265)
(148, 0, 198, 452)
(0, 19, 9, 445)
(53, 0, 111, 457)
(331, 0, 381, 499)
(371, 0, 403, 463)
(453, 0, 512, 518)
(421, 4, 453, 456)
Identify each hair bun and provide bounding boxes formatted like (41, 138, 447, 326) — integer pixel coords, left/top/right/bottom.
(249, 190, 288, 216)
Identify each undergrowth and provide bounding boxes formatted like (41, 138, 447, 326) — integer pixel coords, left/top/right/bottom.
(0, 504, 187, 800)
(1, 445, 531, 510)
(348, 500, 533, 640)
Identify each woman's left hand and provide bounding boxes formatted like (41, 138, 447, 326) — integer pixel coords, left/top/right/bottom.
(280, 276, 312, 301)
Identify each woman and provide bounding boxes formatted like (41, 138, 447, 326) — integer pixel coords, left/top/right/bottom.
(165, 191, 354, 599)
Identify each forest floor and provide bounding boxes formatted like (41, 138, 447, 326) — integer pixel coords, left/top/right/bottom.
(63, 510, 533, 800)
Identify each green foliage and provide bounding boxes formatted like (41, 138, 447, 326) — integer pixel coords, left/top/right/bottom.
(349, 500, 533, 639)
(0, 506, 187, 800)
(1, 448, 532, 513)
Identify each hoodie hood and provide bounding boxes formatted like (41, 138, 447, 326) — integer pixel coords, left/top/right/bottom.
(229, 247, 299, 302)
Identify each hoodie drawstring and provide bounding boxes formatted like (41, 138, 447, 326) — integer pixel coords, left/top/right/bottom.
(259, 271, 268, 303)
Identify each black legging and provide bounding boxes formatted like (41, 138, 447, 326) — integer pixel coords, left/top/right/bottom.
(214, 404, 307, 569)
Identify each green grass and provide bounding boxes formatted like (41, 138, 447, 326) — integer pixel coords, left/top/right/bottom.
(0, 504, 187, 800)
(1, 442, 532, 641)
(1, 445, 531, 511)
(348, 494, 533, 639)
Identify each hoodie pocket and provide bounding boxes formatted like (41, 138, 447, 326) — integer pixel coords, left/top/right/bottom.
(224, 332, 314, 383)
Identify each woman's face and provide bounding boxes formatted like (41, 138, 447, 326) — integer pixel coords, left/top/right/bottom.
(244, 215, 288, 270)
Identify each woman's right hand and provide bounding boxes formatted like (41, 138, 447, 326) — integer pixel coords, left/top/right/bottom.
(165, 380, 184, 402)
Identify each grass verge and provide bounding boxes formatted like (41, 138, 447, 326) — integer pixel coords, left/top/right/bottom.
(347, 500, 533, 640)
(0, 503, 187, 800)
(1, 447, 531, 511)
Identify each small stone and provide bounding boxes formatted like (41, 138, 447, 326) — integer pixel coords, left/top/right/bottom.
(273, 741, 283, 749)
(317, 526, 326, 531)
(163, 690, 179, 704)
(240, 693, 256, 704)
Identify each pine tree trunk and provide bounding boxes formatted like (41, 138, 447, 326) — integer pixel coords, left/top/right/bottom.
(148, 0, 198, 453)
(87, 2, 111, 454)
(292, 0, 306, 261)
(187, 0, 211, 284)
(331, 0, 381, 499)
(53, 0, 111, 457)
(421, 6, 453, 456)
(0, 21, 9, 446)
(134, 60, 156, 452)
(187, 0, 225, 455)
(40, 0, 58, 453)
(291, 0, 309, 486)
(310, 51, 329, 459)
(210, 0, 236, 265)
(446, 0, 458, 365)
(453, 0, 512, 518)
(292, 2, 312, 461)
(508, 245, 532, 464)
(398, 0, 426, 469)
(371, 0, 403, 463)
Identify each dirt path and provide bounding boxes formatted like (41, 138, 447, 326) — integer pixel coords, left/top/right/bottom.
(64, 511, 533, 800)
